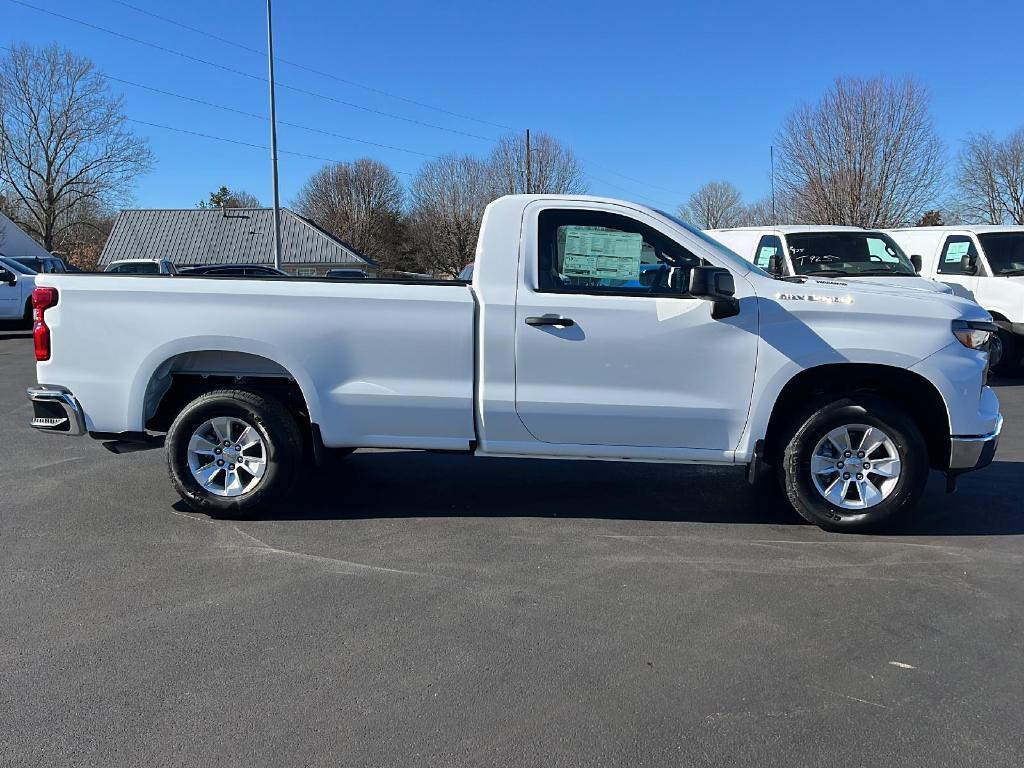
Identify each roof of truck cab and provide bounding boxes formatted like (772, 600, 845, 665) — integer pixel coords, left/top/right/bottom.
(885, 225, 1024, 233)
(707, 225, 876, 234)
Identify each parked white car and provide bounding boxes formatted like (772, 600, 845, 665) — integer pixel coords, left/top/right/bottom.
(0, 256, 36, 323)
(706, 226, 951, 294)
(104, 258, 178, 275)
(885, 226, 1024, 372)
(26, 195, 1001, 532)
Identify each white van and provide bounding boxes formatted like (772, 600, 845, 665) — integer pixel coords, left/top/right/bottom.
(885, 226, 1024, 372)
(706, 226, 950, 296)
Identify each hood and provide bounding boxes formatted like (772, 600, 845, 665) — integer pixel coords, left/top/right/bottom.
(759, 274, 990, 323)
(846, 275, 953, 294)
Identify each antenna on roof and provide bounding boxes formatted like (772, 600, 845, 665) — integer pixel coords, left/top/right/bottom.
(266, 0, 283, 270)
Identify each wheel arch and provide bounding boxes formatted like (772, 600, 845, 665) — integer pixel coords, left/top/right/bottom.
(133, 346, 320, 434)
(762, 363, 951, 471)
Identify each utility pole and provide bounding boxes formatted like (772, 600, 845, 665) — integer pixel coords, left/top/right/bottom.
(266, 0, 283, 270)
(525, 128, 532, 195)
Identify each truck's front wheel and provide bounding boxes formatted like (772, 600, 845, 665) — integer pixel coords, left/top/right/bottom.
(782, 396, 928, 532)
(166, 389, 303, 517)
(988, 329, 1020, 374)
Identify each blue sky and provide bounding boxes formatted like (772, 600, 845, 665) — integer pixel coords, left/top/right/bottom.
(4, 0, 1023, 211)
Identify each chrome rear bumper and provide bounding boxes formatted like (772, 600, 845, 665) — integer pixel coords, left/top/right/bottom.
(949, 414, 1002, 472)
(26, 386, 86, 436)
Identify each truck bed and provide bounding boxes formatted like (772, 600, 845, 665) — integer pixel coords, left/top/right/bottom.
(36, 273, 477, 450)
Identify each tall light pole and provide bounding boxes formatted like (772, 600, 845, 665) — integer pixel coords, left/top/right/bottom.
(266, 0, 283, 270)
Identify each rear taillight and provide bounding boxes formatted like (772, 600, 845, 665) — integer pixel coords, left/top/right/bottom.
(32, 287, 58, 361)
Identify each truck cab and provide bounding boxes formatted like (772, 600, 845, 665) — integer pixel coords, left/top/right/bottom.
(706, 226, 949, 295)
(885, 226, 1024, 372)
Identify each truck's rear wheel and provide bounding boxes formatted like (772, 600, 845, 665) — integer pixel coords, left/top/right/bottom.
(782, 396, 928, 532)
(166, 389, 303, 517)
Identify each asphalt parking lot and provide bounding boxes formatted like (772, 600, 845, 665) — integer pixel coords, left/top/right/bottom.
(2, 328, 1023, 767)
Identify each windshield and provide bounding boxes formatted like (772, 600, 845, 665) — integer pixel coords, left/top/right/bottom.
(656, 210, 768, 275)
(786, 232, 916, 276)
(978, 233, 1024, 276)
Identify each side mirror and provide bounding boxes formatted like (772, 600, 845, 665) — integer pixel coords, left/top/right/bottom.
(688, 266, 739, 319)
(963, 253, 979, 275)
(0, 267, 15, 286)
(910, 254, 922, 273)
(766, 254, 783, 276)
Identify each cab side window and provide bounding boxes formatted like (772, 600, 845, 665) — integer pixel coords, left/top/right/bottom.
(754, 235, 784, 272)
(938, 236, 978, 275)
(537, 209, 702, 297)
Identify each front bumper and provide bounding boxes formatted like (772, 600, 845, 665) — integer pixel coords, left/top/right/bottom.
(26, 386, 86, 436)
(949, 414, 1002, 472)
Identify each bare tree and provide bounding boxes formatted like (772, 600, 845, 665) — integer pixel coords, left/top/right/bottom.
(199, 186, 261, 209)
(956, 129, 1024, 224)
(409, 154, 494, 277)
(0, 44, 153, 252)
(488, 132, 586, 195)
(775, 77, 943, 227)
(56, 198, 117, 271)
(292, 158, 404, 267)
(678, 181, 746, 228)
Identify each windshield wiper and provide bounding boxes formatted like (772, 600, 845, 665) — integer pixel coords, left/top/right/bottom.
(856, 269, 916, 277)
(998, 268, 1024, 276)
(801, 269, 850, 277)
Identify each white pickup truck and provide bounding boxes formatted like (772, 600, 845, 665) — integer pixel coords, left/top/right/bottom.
(26, 195, 1002, 532)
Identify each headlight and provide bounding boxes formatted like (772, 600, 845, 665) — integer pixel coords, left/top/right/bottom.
(952, 319, 998, 350)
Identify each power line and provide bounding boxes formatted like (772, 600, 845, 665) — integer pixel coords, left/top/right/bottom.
(582, 171, 677, 210)
(583, 158, 686, 198)
(111, 75, 440, 158)
(107, 0, 516, 132)
(4, 0, 692, 204)
(102, 0, 687, 202)
(6, 0, 498, 141)
(126, 118, 416, 175)
(0, 43, 440, 160)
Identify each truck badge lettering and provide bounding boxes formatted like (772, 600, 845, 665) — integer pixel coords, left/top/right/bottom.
(775, 293, 854, 305)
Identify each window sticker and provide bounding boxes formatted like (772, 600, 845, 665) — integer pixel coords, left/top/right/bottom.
(755, 246, 777, 268)
(561, 227, 643, 281)
(945, 242, 970, 262)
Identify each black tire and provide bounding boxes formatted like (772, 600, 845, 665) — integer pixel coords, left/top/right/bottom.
(166, 388, 304, 517)
(781, 395, 929, 533)
(22, 300, 32, 329)
(989, 328, 1020, 375)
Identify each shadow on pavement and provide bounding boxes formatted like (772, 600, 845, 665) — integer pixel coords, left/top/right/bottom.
(190, 450, 1024, 535)
(990, 374, 1024, 388)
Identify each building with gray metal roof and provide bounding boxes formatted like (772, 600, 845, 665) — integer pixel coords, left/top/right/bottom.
(98, 207, 375, 276)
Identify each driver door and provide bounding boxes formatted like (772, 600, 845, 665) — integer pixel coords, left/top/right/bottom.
(513, 203, 758, 452)
(936, 234, 982, 301)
